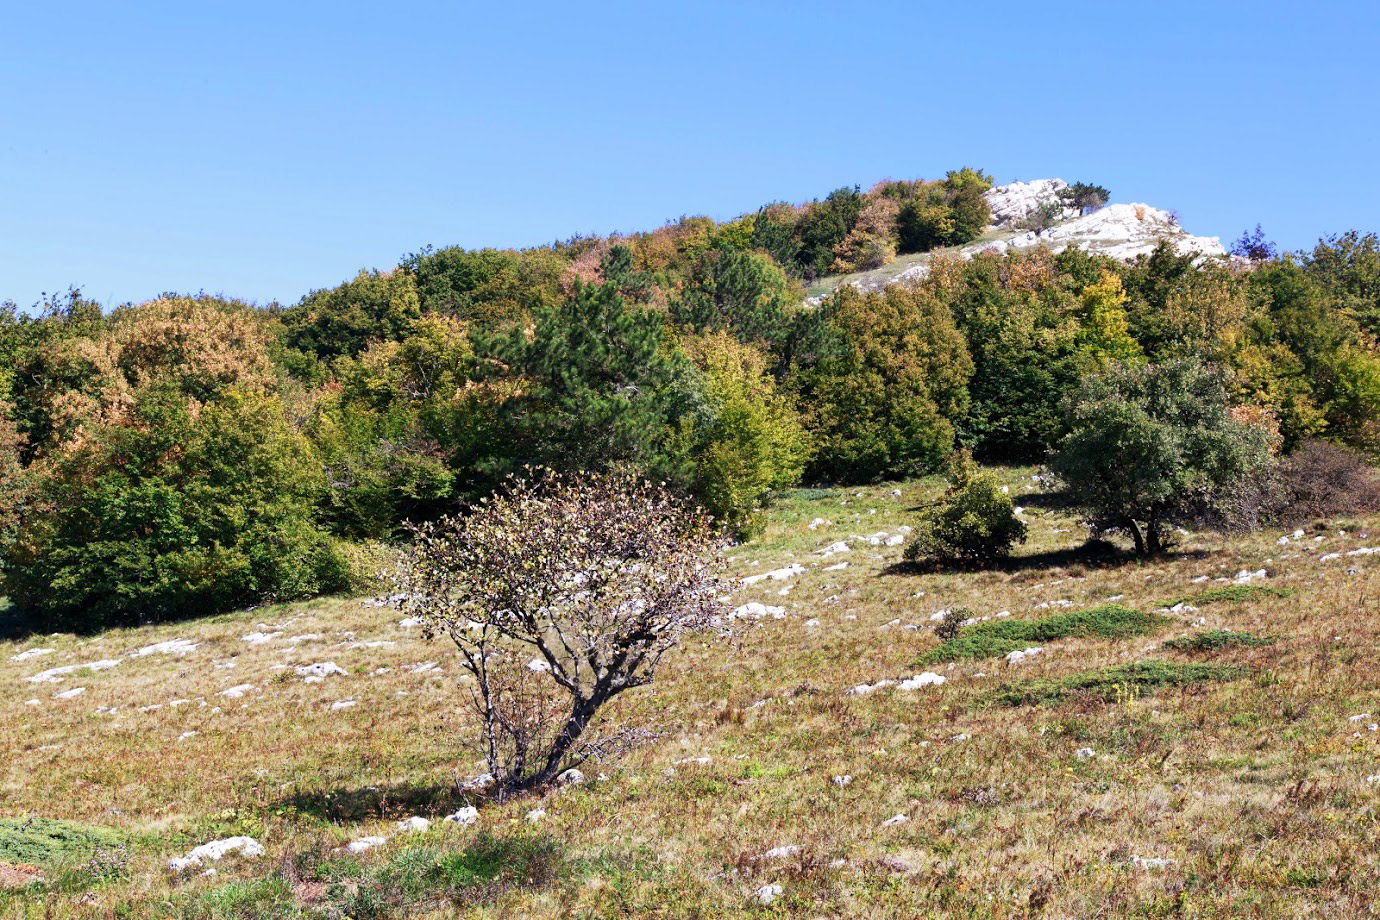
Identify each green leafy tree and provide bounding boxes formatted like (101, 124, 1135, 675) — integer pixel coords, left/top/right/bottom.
(944, 167, 994, 243)
(281, 269, 422, 362)
(1047, 358, 1274, 556)
(472, 250, 703, 489)
(402, 246, 567, 329)
(789, 284, 972, 482)
(1302, 231, 1380, 337)
(795, 187, 865, 278)
(749, 203, 801, 272)
(1238, 260, 1373, 449)
(946, 253, 1083, 460)
(678, 333, 810, 535)
(307, 314, 473, 537)
(895, 193, 956, 254)
(1058, 182, 1110, 214)
(904, 450, 1027, 564)
(1075, 270, 1143, 369)
(0, 401, 26, 545)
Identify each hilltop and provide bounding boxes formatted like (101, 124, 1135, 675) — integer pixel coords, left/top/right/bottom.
(809, 177, 1227, 301)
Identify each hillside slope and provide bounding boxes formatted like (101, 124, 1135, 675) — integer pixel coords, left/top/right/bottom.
(3, 472, 1379, 916)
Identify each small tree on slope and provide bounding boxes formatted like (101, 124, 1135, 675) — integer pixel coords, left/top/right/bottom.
(391, 469, 726, 796)
(904, 450, 1027, 565)
(1046, 358, 1274, 556)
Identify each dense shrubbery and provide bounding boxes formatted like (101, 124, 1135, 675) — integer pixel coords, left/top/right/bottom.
(5, 167, 1380, 625)
(1271, 439, 1380, 524)
(904, 452, 1026, 565)
(678, 333, 811, 536)
(789, 283, 971, 481)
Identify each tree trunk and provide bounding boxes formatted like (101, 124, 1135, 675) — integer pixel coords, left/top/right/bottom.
(1126, 519, 1147, 556)
(1146, 521, 1163, 555)
(515, 696, 601, 792)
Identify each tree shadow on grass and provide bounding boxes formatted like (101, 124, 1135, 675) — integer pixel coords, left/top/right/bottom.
(1010, 488, 1078, 512)
(880, 539, 1136, 577)
(881, 538, 1227, 578)
(278, 779, 483, 824)
(0, 600, 47, 643)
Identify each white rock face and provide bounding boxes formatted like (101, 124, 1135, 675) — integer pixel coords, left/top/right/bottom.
(846, 678, 895, 696)
(985, 178, 1071, 228)
(296, 662, 348, 680)
(898, 672, 946, 690)
(732, 602, 786, 620)
(169, 836, 264, 871)
(557, 768, 586, 786)
(742, 564, 806, 586)
(761, 844, 800, 860)
(398, 816, 430, 833)
(756, 883, 784, 905)
(9, 648, 55, 662)
(459, 773, 495, 792)
(993, 202, 1224, 262)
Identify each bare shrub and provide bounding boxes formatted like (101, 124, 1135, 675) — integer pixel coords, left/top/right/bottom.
(1272, 440, 1380, 525)
(391, 468, 727, 796)
(934, 607, 969, 642)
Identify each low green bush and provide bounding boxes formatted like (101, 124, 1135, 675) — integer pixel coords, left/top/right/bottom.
(918, 604, 1162, 664)
(1168, 584, 1291, 607)
(0, 817, 127, 866)
(996, 660, 1247, 706)
(1164, 630, 1275, 652)
(904, 452, 1026, 565)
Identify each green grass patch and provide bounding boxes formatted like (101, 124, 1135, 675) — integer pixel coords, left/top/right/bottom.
(437, 832, 564, 891)
(1164, 630, 1276, 652)
(303, 833, 569, 917)
(0, 817, 127, 867)
(1168, 584, 1291, 607)
(917, 605, 1164, 664)
(175, 875, 303, 919)
(995, 660, 1247, 706)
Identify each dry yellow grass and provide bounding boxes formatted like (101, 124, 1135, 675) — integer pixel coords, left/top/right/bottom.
(4, 468, 1380, 917)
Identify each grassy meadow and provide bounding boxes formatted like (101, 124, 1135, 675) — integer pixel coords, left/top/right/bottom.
(4, 468, 1380, 917)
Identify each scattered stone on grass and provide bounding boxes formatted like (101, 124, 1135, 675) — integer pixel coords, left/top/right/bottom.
(169, 836, 264, 871)
(444, 806, 479, 825)
(346, 836, 387, 854)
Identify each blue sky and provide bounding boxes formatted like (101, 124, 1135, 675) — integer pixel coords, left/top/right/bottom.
(3, 0, 1377, 309)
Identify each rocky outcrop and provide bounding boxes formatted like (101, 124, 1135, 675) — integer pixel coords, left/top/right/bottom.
(984, 178, 1075, 228)
(973, 200, 1224, 262)
(822, 179, 1226, 298)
